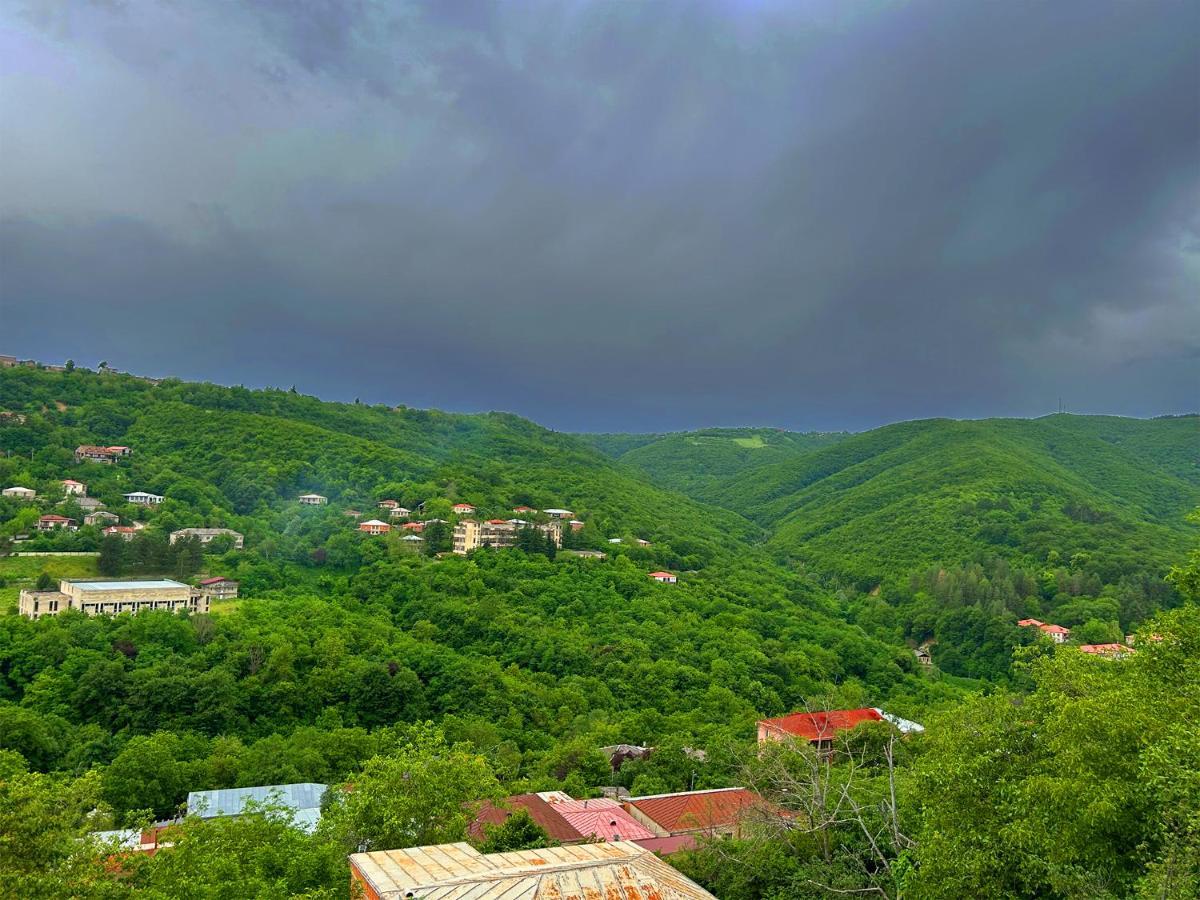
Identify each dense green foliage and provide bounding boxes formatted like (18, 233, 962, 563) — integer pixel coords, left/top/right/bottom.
(583, 427, 848, 500)
(0, 366, 1196, 897)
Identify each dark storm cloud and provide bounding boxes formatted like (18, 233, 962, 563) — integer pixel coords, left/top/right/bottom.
(2, 0, 1197, 431)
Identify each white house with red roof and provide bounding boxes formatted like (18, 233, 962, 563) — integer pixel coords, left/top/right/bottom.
(452, 503, 476, 514)
(61, 479, 87, 496)
(358, 519, 391, 535)
(648, 571, 677, 584)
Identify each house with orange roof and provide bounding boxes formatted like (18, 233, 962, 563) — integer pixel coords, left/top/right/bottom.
(358, 519, 391, 535)
(1079, 643, 1133, 659)
(648, 571, 677, 584)
(625, 787, 763, 841)
(757, 707, 923, 750)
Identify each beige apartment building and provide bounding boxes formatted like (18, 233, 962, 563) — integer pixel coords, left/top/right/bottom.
(452, 519, 563, 555)
(19, 579, 208, 619)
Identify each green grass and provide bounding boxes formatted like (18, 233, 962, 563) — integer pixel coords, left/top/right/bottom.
(0, 555, 101, 613)
(733, 435, 767, 449)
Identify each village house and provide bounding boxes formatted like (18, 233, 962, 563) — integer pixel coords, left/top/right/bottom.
(85, 510, 120, 526)
(569, 519, 586, 532)
(2, 486, 36, 501)
(625, 787, 764, 843)
(342, 509, 362, 518)
(298, 493, 328, 505)
(600, 744, 653, 772)
(400, 534, 424, 547)
(187, 783, 326, 833)
(400, 521, 424, 533)
(542, 508, 574, 519)
(123, 491, 164, 506)
(349, 841, 715, 900)
(914, 644, 933, 667)
(452, 502, 477, 514)
(1019, 618, 1071, 643)
(648, 571, 677, 584)
(377, 499, 399, 509)
(74, 445, 130, 464)
(61, 479, 87, 496)
(170, 528, 245, 549)
(75, 496, 104, 511)
(757, 707, 924, 750)
(1079, 643, 1133, 659)
(512, 505, 536, 514)
(562, 549, 606, 559)
(387, 506, 412, 519)
(19, 578, 204, 619)
(608, 537, 623, 544)
(358, 519, 391, 535)
(37, 514, 76, 531)
(195, 577, 240, 601)
(636, 538, 653, 547)
(103, 525, 138, 541)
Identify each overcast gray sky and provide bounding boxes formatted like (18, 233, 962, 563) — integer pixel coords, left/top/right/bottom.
(2, 0, 1197, 432)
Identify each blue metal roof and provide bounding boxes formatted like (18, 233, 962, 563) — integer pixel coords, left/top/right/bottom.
(186, 782, 328, 830)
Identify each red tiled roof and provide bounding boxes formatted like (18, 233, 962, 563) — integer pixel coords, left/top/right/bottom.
(628, 788, 761, 834)
(198, 577, 234, 585)
(1079, 643, 1130, 655)
(40, 514, 72, 522)
(1017, 618, 1044, 627)
(551, 798, 655, 842)
(648, 571, 675, 578)
(1039, 624, 1071, 634)
(471, 794, 586, 844)
(486, 519, 509, 525)
(758, 708, 884, 742)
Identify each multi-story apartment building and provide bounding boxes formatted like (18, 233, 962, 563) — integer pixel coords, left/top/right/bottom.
(452, 519, 563, 555)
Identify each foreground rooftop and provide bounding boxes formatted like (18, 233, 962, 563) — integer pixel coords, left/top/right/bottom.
(349, 840, 715, 899)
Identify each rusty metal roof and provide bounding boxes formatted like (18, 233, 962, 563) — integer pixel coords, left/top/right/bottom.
(349, 840, 716, 899)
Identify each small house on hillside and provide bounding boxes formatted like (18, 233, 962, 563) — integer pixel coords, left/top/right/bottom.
(1079, 643, 1133, 659)
(38, 514, 76, 531)
(103, 525, 137, 541)
(542, 508, 574, 519)
(123, 491, 164, 506)
(377, 499, 399, 509)
(512, 505, 535, 514)
(61, 479, 87, 496)
(85, 510, 120, 526)
(2, 486, 35, 500)
(359, 519, 391, 535)
(757, 707, 924, 750)
(387, 506, 412, 519)
(452, 503, 476, 514)
(648, 571, 677, 584)
(196, 577, 239, 601)
(400, 521, 424, 533)
(914, 645, 932, 667)
(298, 493, 327, 505)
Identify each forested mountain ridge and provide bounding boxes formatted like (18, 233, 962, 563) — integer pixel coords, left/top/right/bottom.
(0, 367, 765, 568)
(587, 416, 1198, 587)
(2, 365, 1198, 898)
(579, 427, 849, 501)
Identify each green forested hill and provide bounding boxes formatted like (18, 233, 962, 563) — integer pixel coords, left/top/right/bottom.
(2, 366, 1198, 898)
(614, 417, 1198, 587)
(0, 368, 762, 568)
(580, 427, 848, 500)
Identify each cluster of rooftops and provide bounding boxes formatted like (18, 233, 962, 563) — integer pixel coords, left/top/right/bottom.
(1018, 618, 1138, 658)
(91, 707, 933, 897)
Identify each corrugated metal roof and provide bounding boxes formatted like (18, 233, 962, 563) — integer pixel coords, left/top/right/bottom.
(69, 579, 188, 591)
(186, 782, 327, 829)
(350, 840, 716, 899)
